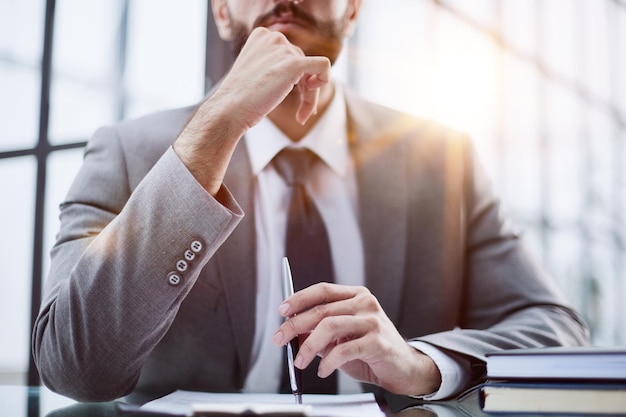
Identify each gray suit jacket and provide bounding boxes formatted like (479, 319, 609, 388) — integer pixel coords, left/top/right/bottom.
(32, 89, 589, 402)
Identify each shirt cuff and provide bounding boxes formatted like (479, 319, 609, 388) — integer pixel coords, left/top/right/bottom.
(407, 341, 471, 400)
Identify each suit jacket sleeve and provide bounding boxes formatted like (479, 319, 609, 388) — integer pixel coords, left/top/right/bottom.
(32, 123, 244, 402)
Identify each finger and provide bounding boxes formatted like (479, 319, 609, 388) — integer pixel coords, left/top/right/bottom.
(305, 70, 330, 89)
(294, 315, 377, 370)
(275, 294, 363, 345)
(295, 70, 331, 125)
(317, 335, 377, 378)
(294, 61, 330, 125)
(280, 283, 365, 317)
(295, 83, 320, 125)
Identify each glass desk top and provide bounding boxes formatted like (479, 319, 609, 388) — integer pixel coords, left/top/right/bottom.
(3, 384, 593, 417)
(0, 385, 487, 417)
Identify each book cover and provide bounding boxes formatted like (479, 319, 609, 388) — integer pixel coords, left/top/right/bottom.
(486, 346, 626, 381)
(480, 381, 626, 415)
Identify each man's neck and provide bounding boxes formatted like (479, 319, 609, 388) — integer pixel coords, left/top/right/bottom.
(268, 82, 336, 142)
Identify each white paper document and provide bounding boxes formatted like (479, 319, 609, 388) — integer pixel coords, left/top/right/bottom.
(141, 390, 386, 417)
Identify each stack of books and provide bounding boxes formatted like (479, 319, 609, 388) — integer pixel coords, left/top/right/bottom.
(480, 347, 626, 415)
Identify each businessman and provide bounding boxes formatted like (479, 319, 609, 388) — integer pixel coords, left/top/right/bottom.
(33, 0, 589, 403)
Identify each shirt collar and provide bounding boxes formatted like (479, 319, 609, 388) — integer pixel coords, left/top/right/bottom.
(245, 84, 349, 177)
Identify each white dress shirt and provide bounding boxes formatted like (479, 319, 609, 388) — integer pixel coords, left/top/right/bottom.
(241, 85, 468, 399)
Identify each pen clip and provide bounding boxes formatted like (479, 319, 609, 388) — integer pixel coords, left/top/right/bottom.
(282, 257, 295, 299)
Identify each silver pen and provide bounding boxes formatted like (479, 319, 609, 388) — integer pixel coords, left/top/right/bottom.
(282, 257, 303, 404)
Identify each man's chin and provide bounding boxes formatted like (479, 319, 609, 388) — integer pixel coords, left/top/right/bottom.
(230, 22, 341, 64)
(272, 30, 340, 62)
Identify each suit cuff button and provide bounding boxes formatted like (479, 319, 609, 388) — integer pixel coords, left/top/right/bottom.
(176, 260, 189, 272)
(190, 240, 204, 253)
(184, 249, 196, 261)
(167, 272, 182, 286)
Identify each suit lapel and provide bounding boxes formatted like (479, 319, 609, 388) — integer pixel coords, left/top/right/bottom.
(215, 139, 257, 375)
(346, 92, 408, 323)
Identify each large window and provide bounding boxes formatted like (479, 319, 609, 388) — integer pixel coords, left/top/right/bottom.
(351, 0, 625, 346)
(0, 0, 207, 385)
(1, 0, 624, 386)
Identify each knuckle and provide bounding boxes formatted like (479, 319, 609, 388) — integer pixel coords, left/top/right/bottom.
(365, 296, 381, 312)
(285, 317, 299, 333)
(312, 304, 328, 321)
(321, 316, 341, 332)
(267, 28, 285, 41)
(299, 340, 315, 356)
(365, 314, 383, 330)
(356, 285, 371, 295)
(338, 341, 360, 358)
(319, 282, 334, 302)
(356, 288, 380, 311)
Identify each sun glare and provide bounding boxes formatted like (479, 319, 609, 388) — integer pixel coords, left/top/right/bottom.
(428, 43, 500, 134)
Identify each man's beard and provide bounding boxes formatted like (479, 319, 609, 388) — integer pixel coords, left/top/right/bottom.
(229, 1, 347, 64)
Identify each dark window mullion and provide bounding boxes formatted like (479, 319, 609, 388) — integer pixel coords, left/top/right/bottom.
(0, 142, 87, 161)
(28, 0, 57, 387)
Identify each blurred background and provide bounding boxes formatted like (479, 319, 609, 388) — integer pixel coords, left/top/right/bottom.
(1, 0, 624, 387)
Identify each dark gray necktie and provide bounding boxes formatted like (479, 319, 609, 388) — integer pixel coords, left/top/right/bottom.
(273, 147, 337, 394)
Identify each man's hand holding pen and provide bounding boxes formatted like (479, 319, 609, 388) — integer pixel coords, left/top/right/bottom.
(272, 283, 442, 397)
